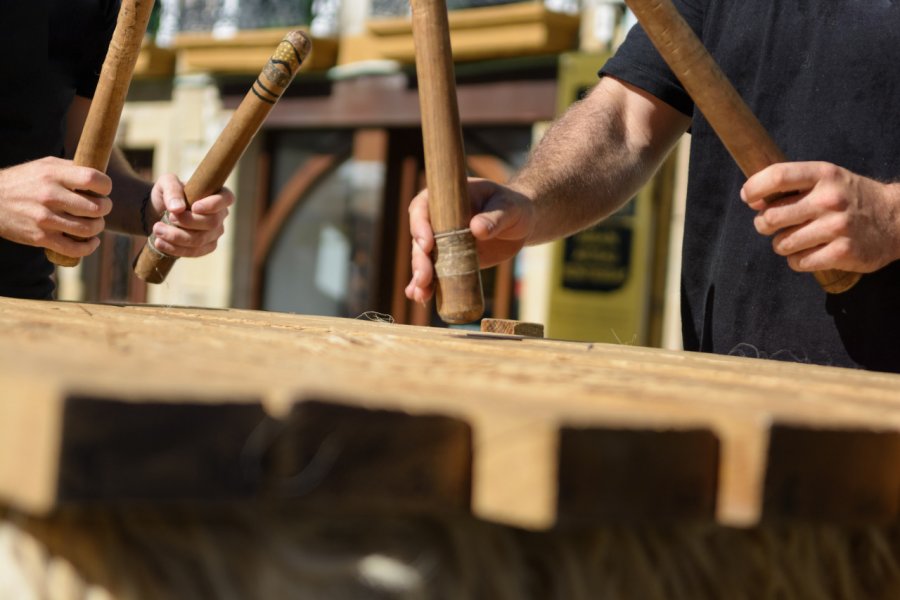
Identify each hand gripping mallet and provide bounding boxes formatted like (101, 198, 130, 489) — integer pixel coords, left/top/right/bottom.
(45, 0, 156, 268)
(133, 31, 311, 283)
(624, 0, 861, 294)
(410, 0, 485, 323)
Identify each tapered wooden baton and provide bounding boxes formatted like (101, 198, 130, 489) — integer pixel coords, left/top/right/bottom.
(625, 0, 861, 294)
(45, 0, 156, 268)
(134, 31, 311, 283)
(410, 0, 485, 324)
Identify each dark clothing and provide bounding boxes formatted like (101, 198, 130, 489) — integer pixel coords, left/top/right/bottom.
(602, 0, 900, 372)
(0, 0, 118, 299)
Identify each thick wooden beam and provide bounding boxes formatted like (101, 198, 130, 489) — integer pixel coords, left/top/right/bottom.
(3, 298, 900, 530)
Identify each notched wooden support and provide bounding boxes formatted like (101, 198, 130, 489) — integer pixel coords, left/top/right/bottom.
(59, 396, 269, 503)
(762, 426, 900, 524)
(556, 427, 720, 525)
(265, 400, 473, 513)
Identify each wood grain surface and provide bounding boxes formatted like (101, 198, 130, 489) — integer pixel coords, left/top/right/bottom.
(2, 297, 900, 529)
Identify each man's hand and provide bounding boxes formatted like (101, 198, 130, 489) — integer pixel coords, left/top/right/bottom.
(0, 157, 112, 257)
(146, 174, 234, 258)
(405, 178, 535, 303)
(742, 162, 900, 274)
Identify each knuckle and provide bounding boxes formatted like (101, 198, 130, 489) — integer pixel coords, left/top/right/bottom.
(819, 163, 841, 182)
(38, 170, 56, 187)
(34, 207, 55, 227)
(768, 169, 787, 190)
(81, 217, 105, 237)
(786, 254, 804, 272)
(760, 211, 778, 232)
(832, 237, 853, 260)
(73, 168, 96, 190)
(772, 236, 789, 256)
(828, 214, 850, 237)
(753, 215, 766, 234)
(98, 196, 113, 216)
(31, 229, 50, 246)
(816, 191, 847, 212)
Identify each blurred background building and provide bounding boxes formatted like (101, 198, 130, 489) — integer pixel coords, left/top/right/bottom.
(57, 0, 689, 349)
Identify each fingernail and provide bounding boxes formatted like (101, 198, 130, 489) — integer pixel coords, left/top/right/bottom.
(415, 238, 425, 251)
(740, 188, 747, 202)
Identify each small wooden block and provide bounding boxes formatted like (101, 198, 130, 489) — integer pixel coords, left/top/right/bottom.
(480, 319, 545, 338)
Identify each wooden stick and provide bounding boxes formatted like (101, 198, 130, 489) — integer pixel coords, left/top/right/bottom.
(133, 31, 311, 284)
(45, 0, 156, 268)
(624, 0, 861, 294)
(410, 0, 485, 324)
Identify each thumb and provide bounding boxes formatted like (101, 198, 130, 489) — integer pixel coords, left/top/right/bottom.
(156, 174, 188, 215)
(470, 192, 533, 242)
(471, 212, 502, 240)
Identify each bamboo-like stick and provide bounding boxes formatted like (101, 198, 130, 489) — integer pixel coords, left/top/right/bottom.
(133, 31, 311, 283)
(410, 0, 485, 324)
(45, 0, 156, 268)
(625, 0, 861, 294)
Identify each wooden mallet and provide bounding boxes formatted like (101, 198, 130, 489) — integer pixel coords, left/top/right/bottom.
(133, 31, 311, 283)
(410, 0, 485, 324)
(624, 0, 861, 294)
(45, 0, 156, 268)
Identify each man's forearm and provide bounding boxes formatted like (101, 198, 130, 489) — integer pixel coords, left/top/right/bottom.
(513, 76, 689, 245)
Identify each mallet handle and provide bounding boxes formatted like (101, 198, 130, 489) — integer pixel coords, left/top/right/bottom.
(45, 0, 156, 268)
(625, 0, 861, 294)
(410, 0, 485, 324)
(133, 31, 311, 284)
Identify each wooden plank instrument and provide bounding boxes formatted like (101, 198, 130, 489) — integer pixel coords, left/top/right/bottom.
(2, 296, 900, 595)
(624, 0, 862, 294)
(410, 0, 485, 323)
(133, 31, 311, 283)
(4, 295, 900, 529)
(45, 0, 156, 268)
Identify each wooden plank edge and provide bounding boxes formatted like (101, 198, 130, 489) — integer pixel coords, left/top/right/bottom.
(0, 376, 65, 515)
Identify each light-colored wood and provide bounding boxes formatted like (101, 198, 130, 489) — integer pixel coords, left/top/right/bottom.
(45, 0, 156, 268)
(172, 27, 337, 74)
(481, 318, 545, 338)
(348, 3, 579, 64)
(0, 376, 64, 514)
(4, 298, 900, 529)
(133, 30, 311, 283)
(624, 0, 860, 294)
(410, 0, 484, 323)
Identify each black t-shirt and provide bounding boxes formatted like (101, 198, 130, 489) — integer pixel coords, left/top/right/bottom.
(0, 0, 118, 299)
(602, 0, 900, 372)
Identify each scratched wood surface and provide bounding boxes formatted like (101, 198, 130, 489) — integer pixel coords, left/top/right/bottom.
(2, 297, 900, 530)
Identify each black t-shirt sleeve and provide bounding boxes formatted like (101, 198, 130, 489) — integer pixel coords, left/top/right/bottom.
(600, 0, 707, 117)
(75, 0, 120, 98)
